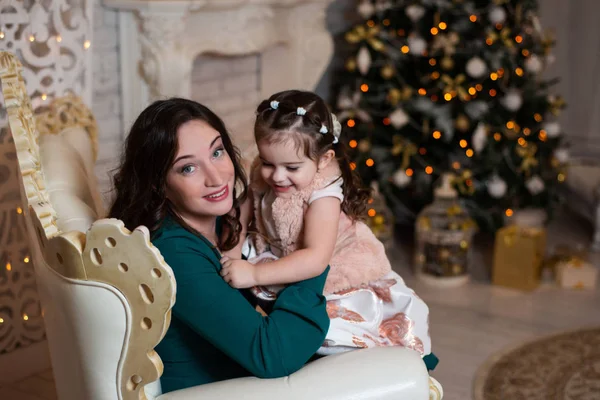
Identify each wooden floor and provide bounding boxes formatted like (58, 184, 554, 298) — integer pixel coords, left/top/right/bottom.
(391, 209, 600, 400)
(1, 211, 598, 400)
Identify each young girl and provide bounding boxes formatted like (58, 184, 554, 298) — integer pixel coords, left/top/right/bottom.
(220, 90, 432, 360)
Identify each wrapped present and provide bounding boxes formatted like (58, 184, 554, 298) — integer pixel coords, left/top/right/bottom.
(492, 225, 546, 291)
(556, 256, 598, 289)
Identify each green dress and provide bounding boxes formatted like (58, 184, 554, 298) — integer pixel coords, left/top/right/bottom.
(152, 217, 330, 393)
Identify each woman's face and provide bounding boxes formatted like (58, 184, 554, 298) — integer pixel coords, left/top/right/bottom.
(166, 120, 235, 225)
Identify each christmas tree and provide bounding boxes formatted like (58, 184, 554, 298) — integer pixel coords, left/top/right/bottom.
(333, 0, 567, 232)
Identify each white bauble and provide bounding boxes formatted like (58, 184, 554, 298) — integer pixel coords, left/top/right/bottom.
(546, 53, 556, 65)
(543, 121, 561, 138)
(357, 46, 372, 75)
(392, 168, 412, 188)
(405, 4, 426, 22)
(555, 148, 570, 164)
(358, 1, 375, 18)
(389, 108, 409, 128)
(500, 89, 523, 112)
(489, 6, 507, 24)
(525, 54, 543, 74)
(526, 175, 545, 195)
(408, 36, 427, 55)
(466, 57, 487, 78)
(376, 0, 392, 12)
(487, 175, 507, 198)
(472, 122, 488, 153)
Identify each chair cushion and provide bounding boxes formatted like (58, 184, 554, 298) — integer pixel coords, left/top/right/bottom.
(39, 126, 103, 233)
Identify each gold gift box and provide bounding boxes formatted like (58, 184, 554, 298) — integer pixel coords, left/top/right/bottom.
(492, 225, 547, 291)
(556, 257, 598, 289)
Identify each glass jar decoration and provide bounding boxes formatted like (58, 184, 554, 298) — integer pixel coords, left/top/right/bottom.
(414, 173, 477, 286)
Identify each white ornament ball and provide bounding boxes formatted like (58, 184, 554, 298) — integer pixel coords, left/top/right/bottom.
(466, 57, 487, 78)
(358, 1, 375, 18)
(392, 168, 412, 188)
(489, 6, 507, 24)
(555, 148, 570, 164)
(487, 175, 507, 198)
(526, 175, 545, 195)
(501, 89, 523, 112)
(472, 122, 488, 153)
(405, 4, 426, 22)
(357, 46, 372, 76)
(389, 108, 409, 129)
(525, 54, 543, 74)
(543, 121, 561, 138)
(408, 36, 427, 55)
(376, 1, 393, 12)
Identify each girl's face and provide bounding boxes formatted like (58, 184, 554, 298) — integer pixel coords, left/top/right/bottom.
(166, 120, 235, 224)
(258, 138, 329, 198)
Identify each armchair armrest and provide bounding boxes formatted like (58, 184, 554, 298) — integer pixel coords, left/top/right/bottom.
(157, 347, 435, 400)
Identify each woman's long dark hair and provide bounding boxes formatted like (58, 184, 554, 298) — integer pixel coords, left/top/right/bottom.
(108, 98, 248, 251)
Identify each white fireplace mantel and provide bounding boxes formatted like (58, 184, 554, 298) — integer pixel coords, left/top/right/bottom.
(104, 0, 336, 147)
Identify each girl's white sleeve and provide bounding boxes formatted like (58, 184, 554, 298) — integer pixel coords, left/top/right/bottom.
(308, 178, 344, 204)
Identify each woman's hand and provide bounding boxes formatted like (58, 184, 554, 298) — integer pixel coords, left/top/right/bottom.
(220, 256, 259, 288)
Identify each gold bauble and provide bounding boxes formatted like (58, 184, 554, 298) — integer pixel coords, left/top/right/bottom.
(346, 58, 357, 72)
(374, 215, 385, 225)
(388, 88, 402, 106)
(449, 222, 459, 230)
(455, 114, 470, 132)
(371, 39, 385, 52)
(451, 264, 463, 275)
(358, 139, 372, 152)
(381, 65, 395, 79)
(460, 240, 469, 250)
(441, 56, 454, 70)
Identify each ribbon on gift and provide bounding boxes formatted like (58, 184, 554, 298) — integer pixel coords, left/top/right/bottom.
(501, 225, 544, 247)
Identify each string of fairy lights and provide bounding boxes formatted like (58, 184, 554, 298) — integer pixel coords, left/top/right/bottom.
(340, 4, 566, 221)
(0, 207, 33, 326)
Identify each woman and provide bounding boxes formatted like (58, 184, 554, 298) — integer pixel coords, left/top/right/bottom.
(109, 98, 330, 393)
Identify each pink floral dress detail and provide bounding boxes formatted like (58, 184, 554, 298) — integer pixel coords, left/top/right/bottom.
(245, 160, 431, 356)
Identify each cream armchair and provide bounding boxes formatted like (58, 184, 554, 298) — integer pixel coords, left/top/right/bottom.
(0, 51, 442, 400)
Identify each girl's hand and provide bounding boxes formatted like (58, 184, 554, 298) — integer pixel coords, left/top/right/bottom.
(220, 257, 259, 288)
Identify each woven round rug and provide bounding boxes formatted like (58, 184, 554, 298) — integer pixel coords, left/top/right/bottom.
(473, 327, 600, 400)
